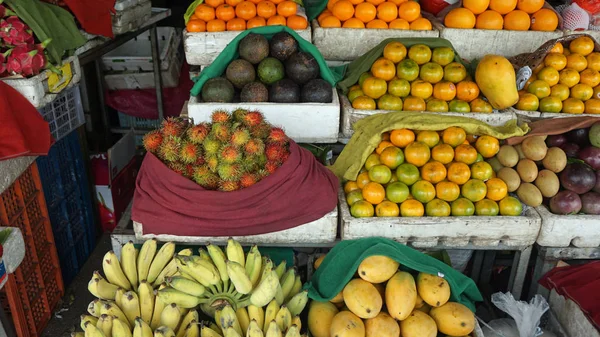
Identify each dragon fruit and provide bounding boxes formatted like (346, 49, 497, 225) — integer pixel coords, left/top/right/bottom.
(0, 16, 34, 47)
(0, 5, 15, 18)
(7, 49, 37, 76)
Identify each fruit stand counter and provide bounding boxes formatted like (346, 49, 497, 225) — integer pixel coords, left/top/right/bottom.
(548, 288, 600, 337)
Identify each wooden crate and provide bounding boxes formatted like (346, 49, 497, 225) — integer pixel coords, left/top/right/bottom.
(549, 289, 599, 337)
(535, 205, 600, 248)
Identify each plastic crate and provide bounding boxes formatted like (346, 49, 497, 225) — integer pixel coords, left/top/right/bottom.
(37, 85, 85, 143)
(0, 163, 64, 337)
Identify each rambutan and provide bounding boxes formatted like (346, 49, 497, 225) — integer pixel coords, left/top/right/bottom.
(206, 155, 219, 172)
(230, 128, 250, 147)
(232, 108, 248, 122)
(161, 117, 186, 138)
(193, 166, 219, 190)
(280, 150, 290, 163)
(203, 137, 221, 156)
(187, 123, 210, 144)
(244, 139, 265, 156)
(240, 173, 259, 188)
(186, 164, 195, 177)
(142, 130, 163, 154)
(159, 138, 181, 162)
(211, 123, 230, 142)
(168, 161, 186, 175)
(217, 163, 243, 181)
(218, 180, 240, 192)
(195, 155, 206, 166)
(179, 141, 200, 164)
(256, 169, 270, 179)
(265, 161, 280, 174)
(211, 110, 231, 124)
(219, 145, 242, 164)
(242, 111, 264, 127)
(250, 123, 271, 139)
(268, 127, 288, 144)
(265, 143, 287, 162)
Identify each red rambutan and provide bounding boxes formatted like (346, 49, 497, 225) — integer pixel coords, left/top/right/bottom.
(232, 108, 248, 123)
(218, 180, 241, 192)
(219, 145, 242, 164)
(186, 164, 195, 177)
(142, 130, 163, 154)
(193, 166, 219, 190)
(161, 117, 186, 138)
(240, 173, 259, 188)
(180, 142, 200, 164)
(231, 128, 251, 147)
(211, 123, 230, 142)
(211, 110, 231, 124)
(256, 169, 270, 179)
(250, 123, 271, 139)
(265, 143, 287, 162)
(168, 161, 186, 175)
(206, 155, 219, 172)
(217, 163, 243, 181)
(265, 161, 280, 174)
(187, 123, 210, 144)
(195, 155, 206, 166)
(267, 127, 288, 144)
(280, 150, 290, 163)
(242, 111, 264, 127)
(159, 138, 181, 162)
(244, 139, 265, 156)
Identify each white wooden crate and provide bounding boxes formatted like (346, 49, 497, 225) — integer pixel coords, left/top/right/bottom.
(503, 107, 542, 120)
(133, 207, 338, 245)
(549, 289, 600, 337)
(540, 112, 600, 119)
(535, 205, 600, 248)
(311, 19, 440, 61)
(339, 190, 541, 248)
(183, 26, 312, 66)
(187, 88, 340, 143)
(112, 0, 152, 35)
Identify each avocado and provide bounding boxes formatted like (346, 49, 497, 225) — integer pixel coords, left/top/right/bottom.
(257, 57, 285, 85)
(238, 33, 269, 64)
(201, 77, 235, 103)
(226, 59, 256, 89)
(270, 32, 298, 61)
(269, 79, 300, 103)
(285, 52, 319, 85)
(301, 78, 333, 103)
(240, 82, 269, 102)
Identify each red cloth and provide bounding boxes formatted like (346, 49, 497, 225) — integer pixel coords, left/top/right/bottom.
(131, 141, 339, 236)
(0, 81, 53, 160)
(539, 261, 600, 330)
(63, 0, 116, 38)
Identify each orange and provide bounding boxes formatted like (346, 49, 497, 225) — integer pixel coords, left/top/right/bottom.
(499, 196, 523, 216)
(377, 2, 398, 22)
(442, 126, 467, 147)
(456, 81, 480, 102)
(485, 177, 508, 201)
(470, 98, 493, 113)
(388, 0, 407, 5)
(444, 62, 468, 83)
(398, 1, 420, 22)
(451, 198, 475, 216)
(377, 94, 403, 110)
(400, 199, 424, 217)
(236, 1, 257, 20)
(516, 92, 539, 111)
(566, 53, 588, 72)
(470, 161, 493, 180)
(536, 66, 559, 86)
(388, 79, 410, 97)
(396, 163, 420, 186)
(447, 162, 471, 185)
(410, 17, 432, 30)
(226, 17, 246, 30)
(343, 17, 366, 27)
(444, 8, 476, 29)
(190, 13, 199, 19)
(432, 143, 455, 164)
(524, 74, 537, 89)
(420, 62, 444, 84)
(216, 4, 236, 20)
(475, 135, 500, 158)
(318, 9, 333, 22)
(376, 141, 395, 154)
(366, 19, 388, 28)
(530, 8, 558, 31)
(195, 4, 216, 21)
(550, 42, 564, 54)
(570, 84, 594, 101)
(396, 59, 420, 81)
(587, 52, 600, 71)
(504, 10, 531, 30)
(366, 0, 385, 6)
(527, 79, 551, 98)
(205, 0, 225, 7)
(389, 18, 409, 29)
(403, 96, 426, 111)
(344, 181, 360, 194)
(544, 52, 567, 71)
(559, 68, 580, 88)
(463, 0, 490, 15)
(327, 0, 339, 10)
(425, 198, 451, 216)
(267, 15, 287, 25)
(411, 180, 436, 203)
(539, 96, 562, 113)
(432, 47, 455, 66)
(320, 15, 342, 27)
(561, 98, 585, 114)
(207, 19, 227, 31)
(420, 161, 447, 183)
(346, 190, 364, 205)
(380, 146, 405, 169)
(226, 0, 244, 6)
(427, 98, 449, 112)
(369, 164, 393, 184)
(365, 153, 381, 170)
(355, 2, 377, 23)
(371, 58, 397, 81)
(352, 95, 377, 109)
(585, 99, 600, 114)
(517, 0, 544, 13)
(362, 182, 386, 204)
(475, 10, 504, 30)
(570, 36, 595, 56)
(247, 16, 267, 28)
(436, 181, 460, 202)
(404, 141, 431, 167)
(580, 69, 600, 87)
(595, 85, 600, 99)
(356, 171, 371, 188)
(462, 179, 488, 202)
(257, 1, 276, 18)
(410, 80, 433, 99)
(348, 0, 364, 5)
(448, 99, 471, 112)
(454, 144, 478, 164)
(277, 1, 297, 17)
(186, 19, 207, 32)
(332, 0, 354, 20)
(475, 199, 499, 216)
(550, 84, 570, 101)
(287, 15, 308, 29)
(351, 200, 375, 217)
(362, 77, 388, 99)
(433, 81, 457, 101)
(386, 181, 410, 203)
(375, 201, 400, 217)
(408, 44, 432, 65)
(390, 129, 415, 148)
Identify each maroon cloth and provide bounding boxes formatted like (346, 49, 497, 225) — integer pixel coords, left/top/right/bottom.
(131, 141, 339, 236)
(539, 261, 600, 330)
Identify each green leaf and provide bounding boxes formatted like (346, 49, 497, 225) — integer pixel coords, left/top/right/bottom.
(184, 0, 204, 25)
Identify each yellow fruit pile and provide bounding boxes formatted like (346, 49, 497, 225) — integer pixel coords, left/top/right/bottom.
(516, 36, 600, 114)
(349, 41, 492, 113)
(344, 127, 524, 218)
(308, 255, 477, 337)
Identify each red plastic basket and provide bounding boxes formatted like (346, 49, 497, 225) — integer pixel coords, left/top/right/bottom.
(0, 163, 64, 337)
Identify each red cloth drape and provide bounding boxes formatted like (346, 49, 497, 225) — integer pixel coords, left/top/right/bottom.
(63, 0, 116, 38)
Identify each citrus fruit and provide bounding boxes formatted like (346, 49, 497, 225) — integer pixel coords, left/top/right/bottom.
(362, 182, 386, 204)
(499, 196, 523, 216)
(544, 52, 567, 70)
(320, 14, 341, 27)
(376, 141, 394, 154)
(566, 53, 588, 72)
(362, 77, 388, 99)
(375, 201, 400, 217)
(489, 0, 516, 14)
(420, 62, 444, 84)
(530, 8, 558, 31)
(476, 10, 504, 29)
(475, 198, 499, 215)
(388, 18, 409, 29)
(410, 80, 433, 99)
(550, 84, 570, 101)
(379, 146, 405, 169)
(550, 42, 563, 54)
(403, 96, 426, 111)
(371, 58, 397, 81)
(355, 2, 377, 22)
(485, 177, 508, 201)
(461, 179, 488, 202)
(432, 144, 455, 164)
(580, 69, 600, 87)
(351, 200, 375, 217)
(388, 79, 411, 97)
(344, 181, 360, 194)
(396, 163, 420, 185)
(456, 81, 480, 102)
(359, 72, 373, 86)
(348, 89, 365, 102)
(396, 59, 420, 81)
(432, 47, 455, 66)
(398, 1, 420, 22)
(377, 94, 403, 110)
(561, 98, 585, 114)
(539, 96, 562, 113)
(442, 126, 467, 147)
(587, 52, 600, 71)
(386, 181, 410, 203)
(517, 0, 544, 13)
(408, 44, 432, 65)
(427, 98, 449, 112)
(356, 171, 371, 188)
(570, 36, 595, 56)
(503, 9, 530, 30)
(410, 17, 432, 30)
(447, 162, 471, 185)
(470, 98, 493, 113)
(416, 130, 440, 148)
(463, 0, 489, 14)
(451, 197, 475, 216)
(411, 180, 436, 203)
(364, 153, 381, 170)
(390, 129, 415, 148)
(376, 2, 398, 22)
(475, 135, 500, 158)
(536, 66, 559, 86)
(443, 62, 467, 83)
(445, 8, 476, 28)
(383, 41, 407, 63)
(436, 181, 460, 202)
(400, 199, 424, 217)
(527, 79, 551, 98)
(346, 190, 364, 205)
(342, 18, 366, 29)
(425, 199, 451, 216)
(454, 144, 478, 164)
(585, 99, 600, 114)
(470, 161, 493, 181)
(332, 0, 354, 20)
(433, 81, 457, 101)
(420, 161, 447, 184)
(352, 96, 377, 109)
(368, 165, 392, 184)
(448, 99, 471, 112)
(404, 141, 431, 167)
(570, 84, 594, 101)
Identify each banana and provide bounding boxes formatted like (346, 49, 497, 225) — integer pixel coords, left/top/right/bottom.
(206, 244, 229, 287)
(121, 291, 141, 327)
(81, 315, 99, 331)
(103, 251, 132, 290)
(151, 290, 166, 330)
(225, 327, 241, 337)
(284, 325, 300, 337)
(245, 246, 262, 287)
(227, 260, 253, 294)
(157, 288, 203, 309)
(176, 310, 198, 337)
(285, 291, 308, 317)
(97, 314, 114, 337)
(176, 256, 220, 287)
(265, 321, 282, 337)
(250, 271, 279, 308)
(121, 241, 139, 289)
(88, 299, 106, 317)
(198, 248, 212, 262)
(155, 249, 193, 287)
(235, 307, 250, 334)
(201, 324, 223, 337)
(84, 322, 106, 337)
(274, 261, 286, 280)
(291, 317, 301, 332)
(115, 288, 126, 308)
(89, 271, 119, 300)
(209, 322, 222, 335)
(260, 259, 273, 284)
(263, 300, 279, 333)
(166, 276, 205, 297)
(73, 333, 86, 337)
(147, 242, 176, 284)
(279, 269, 295, 301)
(275, 306, 291, 332)
(226, 238, 245, 268)
(155, 327, 176, 337)
(179, 249, 193, 256)
(101, 303, 130, 329)
(285, 277, 302, 303)
(137, 239, 157, 282)
(247, 320, 263, 337)
(161, 303, 182, 331)
(183, 321, 200, 337)
(218, 304, 242, 336)
(247, 305, 264, 332)
(112, 319, 132, 337)
(275, 284, 284, 306)
(133, 318, 153, 337)
(138, 281, 155, 324)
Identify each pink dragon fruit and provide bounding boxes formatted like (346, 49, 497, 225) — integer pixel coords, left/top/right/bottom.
(0, 50, 9, 76)
(0, 16, 34, 46)
(7, 49, 38, 76)
(0, 5, 15, 18)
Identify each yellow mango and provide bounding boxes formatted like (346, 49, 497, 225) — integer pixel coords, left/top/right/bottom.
(429, 302, 475, 337)
(417, 272, 451, 308)
(399, 310, 437, 337)
(365, 312, 400, 337)
(343, 279, 382, 319)
(314, 255, 326, 270)
(330, 291, 344, 304)
(329, 311, 365, 337)
(416, 302, 431, 314)
(475, 55, 519, 109)
(358, 255, 400, 284)
(414, 293, 424, 309)
(385, 271, 417, 321)
(308, 301, 338, 337)
(372, 282, 385, 300)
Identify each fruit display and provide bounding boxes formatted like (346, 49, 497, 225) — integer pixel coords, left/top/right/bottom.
(186, 0, 308, 32)
(201, 32, 333, 104)
(343, 126, 524, 218)
(142, 110, 290, 192)
(444, 0, 559, 31)
(77, 238, 309, 337)
(308, 255, 477, 337)
(348, 41, 493, 113)
(515, 36, 600, 114)
(316, 0, 433, 30)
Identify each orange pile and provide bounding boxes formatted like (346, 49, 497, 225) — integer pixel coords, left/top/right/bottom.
(317, 0, 432, 30)
(344, 127, 523, 218)
(186, 0, 308, 32)
(444, 0, 558, 31)
(516, 36, 600, 114)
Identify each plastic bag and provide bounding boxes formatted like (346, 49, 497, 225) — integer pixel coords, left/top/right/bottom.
(574, 0, 600, 15)
(482, 292, 549, 337)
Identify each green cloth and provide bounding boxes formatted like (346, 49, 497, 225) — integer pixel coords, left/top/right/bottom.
(5, 0, 86, 64)
(190, 26, 343, 97)
(330, 111, 530, 181)
(334, 37, 466, 94)
(304, 238, 483, 312)
(305, 0, 327, 21)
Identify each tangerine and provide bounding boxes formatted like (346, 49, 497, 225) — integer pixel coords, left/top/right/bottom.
(376, 141, 395, 154)
(539, 96, 562, 113)
(448, 99, 471, 112)
(195, 4, 216, 21)
(426, 199, 451, 216)
(562, 98, 585, 114)
(566, 53, 588, 72)
(489, 0, 517, 14)
(443, 62, 468, 83)
(443, 126, 467, 147)
(267, 15, 287, 25)
(390, 129, 415, 147)
(365, 153, 381, 170)
(247, 16, 267, 28)
(451, 197, 475, 216)
(544, 53, 567, 71)
(396, 59, 420, 81)
(504, 10, 531, 30)
(377, 94, 403, 110)
(580, 69, 600, 87)
(227, 17, 246, 30)
(236, 1, 257, 19)
(371, 58, 397, 81)
(420, 161, 447, 183)
(352, 95, 377, 109)
(550, 84, 570, 101)
(366, 19, 389, 28)
(344, 181, 361, 194)
(456, 81, 480, 102)
(584, 99, 600, 114)
(404, 141, 431, 166)
(400, 199, 424, 217)
(475, 199, 499, 215)
(527, 79, 551, 98)
(432, 143, 455, 164)
(398, 1, 420, 22)
(411, 180, 436, 203)
(485, 177, 508, 201)
(351, 200, 375, 217)
(499, 196, 523, 216)
(376, 201, 400, 217)
(570, 36, 595, 56)
(355, 2, 377, 23)
(587, 52, 600, 71)
(396, 163, 420, 185)
(517, 0, 544, 13)
(388, 18, 409, 29)
(257, 1, 276, 18)
(463, 0, 490, 14)
(408, 44, 432, 65)
(537, 66, 560, 86)
(186, 19, 207, 32)
(470, 98, 493, 113)
(346, 189, 364, 205)
(447, 162, 471, 184)
(411, 80, 433, 99)
(570, 84, 593, 101)
(388, 79, 411, 97)
(475, 135, 500, 158)
(420, 62, 444, 84)
(386, 182, 410, 203)
(427, 98, 449, 112)
(559, 68, 580, 88)
(436, 181, 461, 202)
(403, 96, 427, 111)
(470, 161, 493, 180)
(454, 144, 478, 164)
(277, 1, 297, 17)
(377, 2, 398, 22)
(416, 130, 440, 148)
(362, 182, 386, 204)
(476, 10, 504, 30)
(432, 47, 455, 66)
(363, 77, 388, 99)
(462, 179, 488, 202)
(530, 8, 558, 31)
(410, 17, 432, 30)
(206, 19, 227, 31)
(332, 0, 354, 20)
(287, 15, 309, 29)
(444, 8, 476, 29)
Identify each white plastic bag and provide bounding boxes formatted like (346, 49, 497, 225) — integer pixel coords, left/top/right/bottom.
(481, 292, 549, 337)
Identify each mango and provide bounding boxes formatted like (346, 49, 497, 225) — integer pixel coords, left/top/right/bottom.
(414, 293, 425, 309)
(475, 55, 519, 109)
(330, 311, 365, 337)
(308, 301, 338, 337)
(343, 279, 382, 319)
(330, 291, 344, 304)
(399, 310, 437, 337)
(365, 312, 400, 337)
(417, 272, 451, 307)
(314, 255, 326, 270)
(372, 282, 385, 301)
(385, 271, 417, 321)
(429, 302, 475, 336)
(358, 255, 400, 284)
(416, 302, 431, 314)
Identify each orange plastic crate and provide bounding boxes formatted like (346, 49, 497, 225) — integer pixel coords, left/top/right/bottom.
(0, 163, 64, 337)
